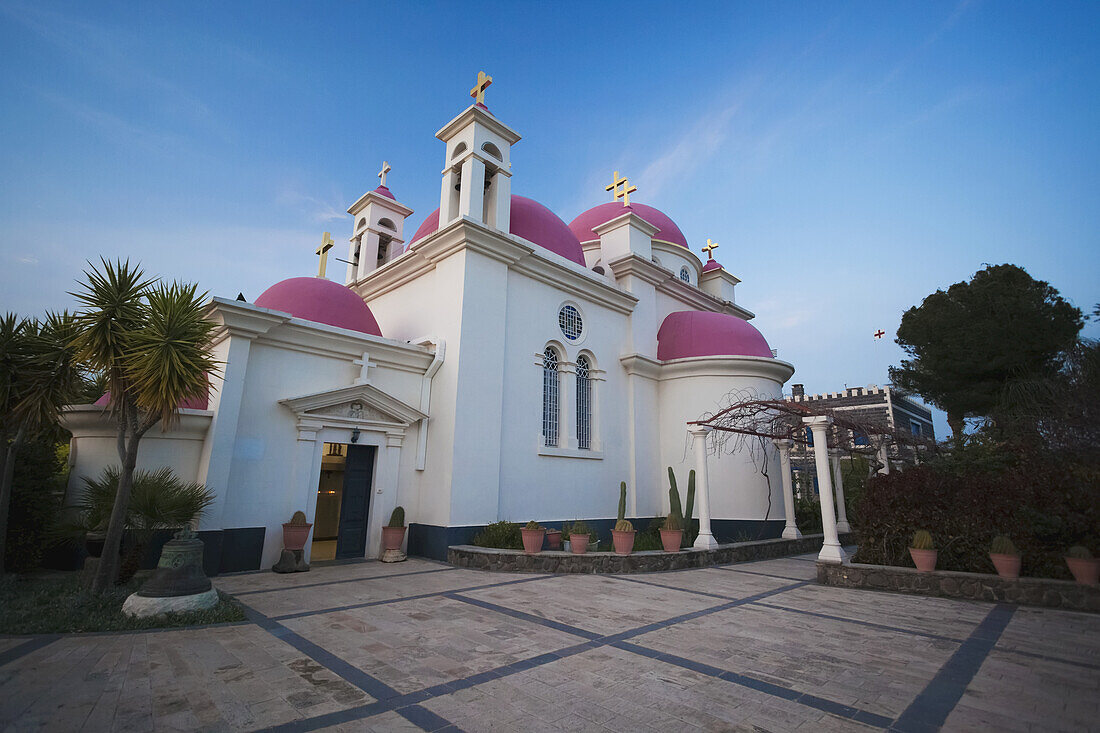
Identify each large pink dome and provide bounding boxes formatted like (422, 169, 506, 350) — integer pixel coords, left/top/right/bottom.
(407, 195, 586, 266)
(254, 277, 382, 337)
(568, 202, 689, 249)
(657, 311, 773, 360)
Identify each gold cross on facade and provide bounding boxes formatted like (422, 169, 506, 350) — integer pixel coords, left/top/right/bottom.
(470, 71, 492, 105)
(378, 161, 391, 187)
(605, 171, 637, 207)
(702, 238, 719, 260)
(315, 232, 334, 277)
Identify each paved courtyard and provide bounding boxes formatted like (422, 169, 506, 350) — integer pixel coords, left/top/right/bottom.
(1, 551, 1098, 732)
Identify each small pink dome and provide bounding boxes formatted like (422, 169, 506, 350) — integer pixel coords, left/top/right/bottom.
(407, 195, 586, 266)
(254, 277, 382, 336)
(657, 311, 773, 360)
(372, 185, 395, 200)
(568, 202, 689, 249)
(702, 259, 723, 273)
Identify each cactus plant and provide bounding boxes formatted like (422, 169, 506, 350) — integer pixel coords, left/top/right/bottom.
(684, 469, 696, 527)
(911, 530, 934, 550)
(990, 535, 1017, 555)
(617, 481, 627, 523)
(289, 510, 308, 525)
(1067, 545, 1092, 560)
(615, 519, 634, 532)
(664, 511, 682, 532)
(525, 520, 540, 530)
(388, 506, 405, 528)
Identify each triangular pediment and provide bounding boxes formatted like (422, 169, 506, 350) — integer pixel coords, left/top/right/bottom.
(279, 383, 427, 427)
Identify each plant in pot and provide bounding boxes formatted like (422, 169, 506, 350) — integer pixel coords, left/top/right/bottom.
(545, 527, 562, 550)
(908, 530, 937, 572)
(569, 521, 592, 555)
(382, 506, 407, 551)
(611, 482, 636, 555)
(521, 520, 546, 554)
(989, 535, 1021, 579)
(660, 482, 685, 552)
(283, 510, 313, 551)
(1065, 546, 1099, 586)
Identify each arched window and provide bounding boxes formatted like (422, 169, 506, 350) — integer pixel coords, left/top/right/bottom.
(377, 236, 390, 265)
(576, 355, 592, 450)
(482, 142, 502, 160)
(542, 347, 559, 447)
(679, 266, 691, 283)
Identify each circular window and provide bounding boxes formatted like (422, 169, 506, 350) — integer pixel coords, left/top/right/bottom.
(679, 266, 691, 283)
(558, 304, 583, 341)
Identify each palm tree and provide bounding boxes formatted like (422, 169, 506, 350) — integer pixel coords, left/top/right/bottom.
(70, 260, 217, 593)
(0, 312, 85, 573)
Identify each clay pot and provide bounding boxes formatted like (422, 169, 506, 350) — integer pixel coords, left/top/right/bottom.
(382, 525, 406, 551)
(990, 553, 1021, 579)
(1065, 556, 1100, 586)
(545, 530, 562, 550)
(661, 529, 683, 553)
(908, 547, 937, 572)
(612, 530, 636, 556)
(282, 522, 313, 551)
(521, 528, 546, 555)
(569, 535, 589, 554)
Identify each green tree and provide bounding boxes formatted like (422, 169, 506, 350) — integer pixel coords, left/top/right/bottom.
(0, 313, 84, 574)
(70, 260, 217, 594)
(889, 264, 1082, 439)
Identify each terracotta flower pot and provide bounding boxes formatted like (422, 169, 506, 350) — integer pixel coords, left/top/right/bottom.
(612, 530, 636, 556)
(282, 522, 313, 551)
(909, 547, 937, 572)
(382, 525, 406, 551)
(544, 530, 562, 550)
(521, 528, 546, 555)
(1065, 556, 1100, 586)
(990, 552, 1021, 579)
(661, 529, 683, 553)
(569, 535, 589, 554)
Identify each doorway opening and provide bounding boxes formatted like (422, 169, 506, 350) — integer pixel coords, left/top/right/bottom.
(311, 442, 375, 561)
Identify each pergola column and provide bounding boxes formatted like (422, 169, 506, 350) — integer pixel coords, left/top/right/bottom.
(689, 426, 718, 549)
(774, 439, 801, 540)
(804, 416, 847, 564)
(829, 448, 851, 534)
(876, 436, 892, 475)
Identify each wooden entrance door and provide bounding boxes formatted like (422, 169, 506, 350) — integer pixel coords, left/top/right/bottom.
(335, 444, 374, 559)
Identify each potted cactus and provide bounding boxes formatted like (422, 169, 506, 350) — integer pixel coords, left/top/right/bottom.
(660, 481, 685, 552)
(568, 521, 593, 555)
(545, 527, 562, 550)
(521, 520, 546, 554)
(908, 530, 937, 572)
(611, 482, 636, 555)
(282, 510, 313, 551)
(1065, 546, 1099, 586)
(989, 535, 1021, 579)
(382, 506, 406, 551)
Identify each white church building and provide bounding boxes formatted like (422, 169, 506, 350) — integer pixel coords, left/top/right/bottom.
(62, 77, 797, 572)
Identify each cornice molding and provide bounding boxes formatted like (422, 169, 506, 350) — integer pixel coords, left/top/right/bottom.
(280, 382, 428, 427)
(436, 104, 522, 145)
(619, 353, 662, 380)
(347, 190, 414, 218)
(592, 210, 661, 238)
(658, 355, 795, 384)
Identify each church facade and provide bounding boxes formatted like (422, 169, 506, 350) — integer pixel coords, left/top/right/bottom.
(62, 77, 796, 572)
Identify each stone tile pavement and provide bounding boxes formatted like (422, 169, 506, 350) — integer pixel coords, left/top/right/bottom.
(1, 550, 1097, 732)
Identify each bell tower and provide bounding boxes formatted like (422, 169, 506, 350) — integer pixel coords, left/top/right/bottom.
(436, 71, 521, 234)
(345, 161, 414, 285)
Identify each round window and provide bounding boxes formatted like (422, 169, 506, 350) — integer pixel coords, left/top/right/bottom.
(679, 266, 691, 283)
(558, 304, 583, 341)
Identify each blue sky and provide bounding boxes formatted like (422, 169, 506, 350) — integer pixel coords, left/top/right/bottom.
(2, 0, 1098, 437)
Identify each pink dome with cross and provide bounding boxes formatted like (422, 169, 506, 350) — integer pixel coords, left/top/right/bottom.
(657, 311, 773, 360)
(568, 202, 690, 249)
(254, 277, 382, 337)
(407, 195, 586, 266)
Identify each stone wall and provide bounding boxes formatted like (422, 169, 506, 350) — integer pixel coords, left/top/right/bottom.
(448, 533, 852, 574)
(817, 561, 1100, 613)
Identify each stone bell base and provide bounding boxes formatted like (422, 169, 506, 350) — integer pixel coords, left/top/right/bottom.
(381, 549, 407, 563)
(122, 588, 220, 618)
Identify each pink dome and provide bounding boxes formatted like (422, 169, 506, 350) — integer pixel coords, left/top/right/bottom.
(407, 195, 586, 266)
(372, 185, 395, 200)
(657, 311, 773, 360)
(254, 277, 382, 336)
(568, 202, 689, 249)
(702, 259, 723, 273)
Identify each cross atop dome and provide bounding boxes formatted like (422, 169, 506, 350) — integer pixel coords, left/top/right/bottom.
(702, 238, 719, 261)
(315, 232, 334, 278)
(470, 71, 492, 107)
(606, 171, 637, 207)
(378, 161, 391, 187)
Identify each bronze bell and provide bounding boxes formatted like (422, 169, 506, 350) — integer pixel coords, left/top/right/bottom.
(137, 528, 212, 598)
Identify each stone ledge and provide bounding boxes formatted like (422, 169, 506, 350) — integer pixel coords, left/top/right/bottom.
(816, 561, 1100, 613)
(448, 533, 853, 573)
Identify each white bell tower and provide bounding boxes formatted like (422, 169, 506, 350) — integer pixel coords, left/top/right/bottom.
(436, 71, 521, 234)
(345, 161, 414, 285)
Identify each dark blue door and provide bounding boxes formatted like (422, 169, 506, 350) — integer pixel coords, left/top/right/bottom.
(335, 445, 374, 559)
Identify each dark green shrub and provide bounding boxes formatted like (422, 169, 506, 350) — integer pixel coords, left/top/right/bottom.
(472, 521, 521, 549)
(5, 437, 67, 572)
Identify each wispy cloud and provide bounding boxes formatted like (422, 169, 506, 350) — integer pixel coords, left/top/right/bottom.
(276, 187, 346, 224)
(35, 89, 186, 154)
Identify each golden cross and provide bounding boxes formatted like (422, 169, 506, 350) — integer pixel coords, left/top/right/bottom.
(702, 238, 719, 261)
(378, 161, 391, 187)
(315, 232, 334, 277)
(470, 71, 493, 105)
(605, 171, 637, 207)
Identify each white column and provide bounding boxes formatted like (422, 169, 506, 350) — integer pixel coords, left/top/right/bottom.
(690, 426, 718, 550)
(877, 436, 891, 475)
(439, 168, 459, 225)
(805, 416, 846, 563)
(357, 231, 380, 281)
(458, 157, 486, 223)
(774, 439, 801, 540)
(830, 449, 851, 534)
